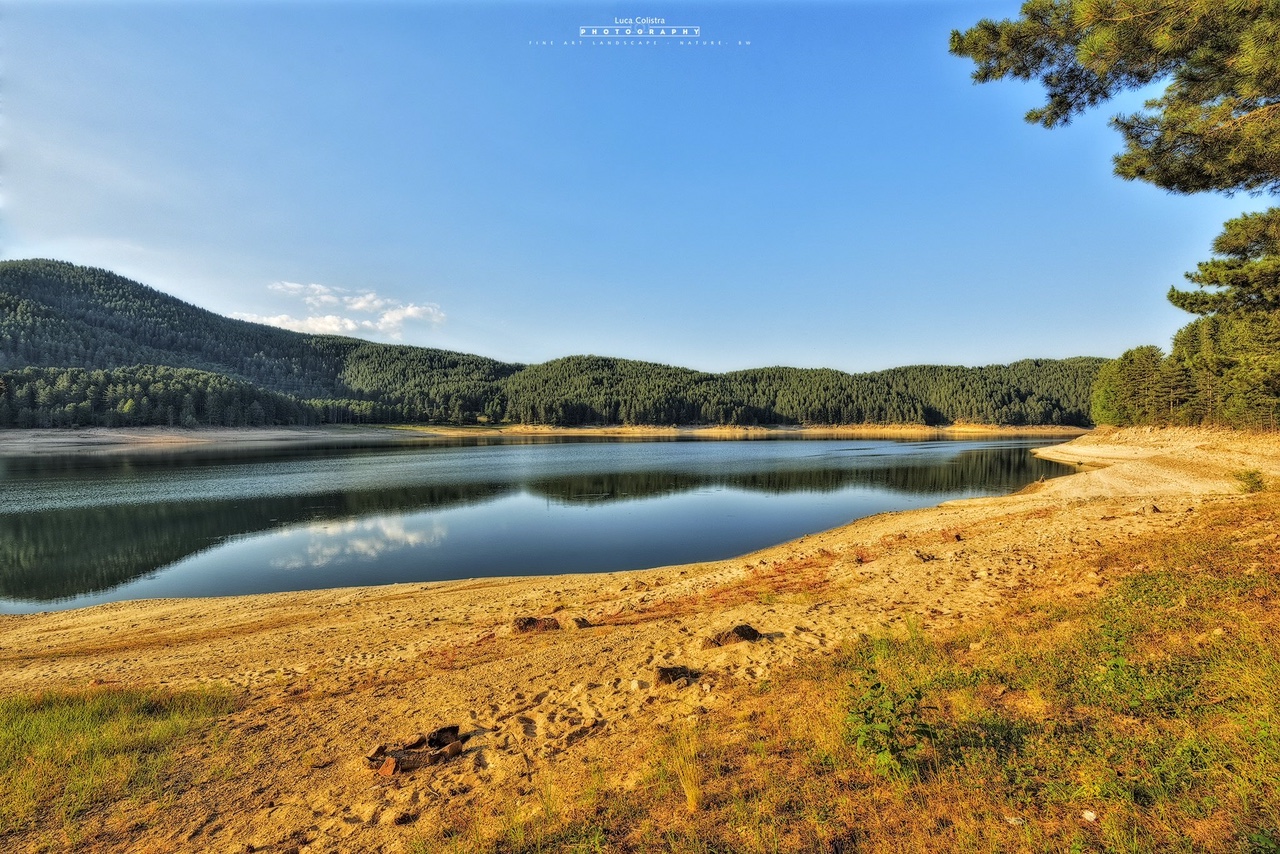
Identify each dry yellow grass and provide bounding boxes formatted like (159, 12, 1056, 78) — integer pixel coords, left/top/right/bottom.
(436, 492, 1280, 852)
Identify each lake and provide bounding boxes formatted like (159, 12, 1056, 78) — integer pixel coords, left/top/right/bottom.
(0, 437, 1075, 613)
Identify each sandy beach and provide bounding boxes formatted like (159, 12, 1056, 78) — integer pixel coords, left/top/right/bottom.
(0, 426, 433, 458)
(2, 426, 1275, 852)
(407, 424, 1090, 440)
(0, 423, 1088, 459)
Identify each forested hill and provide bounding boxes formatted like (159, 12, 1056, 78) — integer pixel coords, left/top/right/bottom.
(0, 259, 1104, 428)
(0, 259, 522, 422)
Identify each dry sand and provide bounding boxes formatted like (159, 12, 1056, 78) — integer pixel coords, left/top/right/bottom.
(2, 426, 1277, 853)
(400, 423, 1089, 441)
(0, 423, 1087, 458)
(0, 427, 432, 458)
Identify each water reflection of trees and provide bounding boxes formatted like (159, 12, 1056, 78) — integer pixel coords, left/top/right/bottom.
(0, 434, 657, 477)
(0, 483, 509, 602)
(526, 449, 1069, 502)
(1, 448, 1071, 603)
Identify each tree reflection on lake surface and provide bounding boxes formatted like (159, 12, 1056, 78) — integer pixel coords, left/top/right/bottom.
(0, 438, 1074, 611)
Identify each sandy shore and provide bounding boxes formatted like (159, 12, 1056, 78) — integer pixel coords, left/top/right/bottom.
(2, 426, 1275, 852)
(0, 426, 435, 458)
(407, 423, 1089, 440)
(0, 423, 1087, 458)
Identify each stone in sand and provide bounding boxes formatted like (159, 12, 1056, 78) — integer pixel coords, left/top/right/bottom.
(701, 624, 761, 649)
(655, 665, 699, 685)
(512, 616, 562, 633)
(368, 726, 465, 776)
(427, 725, 461, 749)
(377, 746, 452, 776)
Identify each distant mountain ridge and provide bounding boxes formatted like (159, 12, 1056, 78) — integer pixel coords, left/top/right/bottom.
(0, 259, 1104, 428)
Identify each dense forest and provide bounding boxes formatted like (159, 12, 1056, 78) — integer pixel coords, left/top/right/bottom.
(501, 357, 1102, 427)
(1091, 311, 1280, 430)
(0, 365, 323, 429)
(0, 259, 1104, 428)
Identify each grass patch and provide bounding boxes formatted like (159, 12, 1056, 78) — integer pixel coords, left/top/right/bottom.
(0, 685, 238, 841)
(1235, 469, 1267, 493)
(668, 725, 703, 813)
(425, 494, 1280, 852)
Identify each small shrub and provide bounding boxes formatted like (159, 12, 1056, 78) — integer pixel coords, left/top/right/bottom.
(1250, 831, 1280, 854)
(845, 673, 936, 779)
(1236, 469, 1267, 493)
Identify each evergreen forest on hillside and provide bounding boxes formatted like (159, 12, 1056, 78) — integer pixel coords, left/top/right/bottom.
(0, 260, 1101, 429)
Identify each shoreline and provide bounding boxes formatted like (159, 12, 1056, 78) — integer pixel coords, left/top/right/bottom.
(0, 422, 1088, 458)
(400, 422, 1089, 439)
(5, 426, 1270, 852)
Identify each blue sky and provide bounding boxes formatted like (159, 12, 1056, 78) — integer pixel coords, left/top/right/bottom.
(1, 0, 1260, 372)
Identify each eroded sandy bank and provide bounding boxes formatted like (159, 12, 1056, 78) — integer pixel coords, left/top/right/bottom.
(0, 426, 431, 458)
(0, 423, 1087, 458)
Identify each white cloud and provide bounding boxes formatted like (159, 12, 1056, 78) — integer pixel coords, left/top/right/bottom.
(345, 292, 392, 312)
(237, 280, 445, 339)
(377, 303, 446, 330)
(269, 281, 341, 310)
(233, 312, 363, 335)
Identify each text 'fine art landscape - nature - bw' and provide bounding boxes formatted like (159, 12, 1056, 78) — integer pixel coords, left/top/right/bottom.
(2, 2, 1280, 853)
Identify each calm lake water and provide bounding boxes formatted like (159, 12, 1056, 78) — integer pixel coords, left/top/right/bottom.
(0, 437, 1074, 613)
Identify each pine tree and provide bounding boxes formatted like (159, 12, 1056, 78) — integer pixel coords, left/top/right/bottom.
(951, 0, 1280, 195)
(1170, 209, 1280, 316)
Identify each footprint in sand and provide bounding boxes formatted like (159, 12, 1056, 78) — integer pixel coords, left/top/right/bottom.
(534, 710, 560, 739)
(515, 715, 538, 739)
